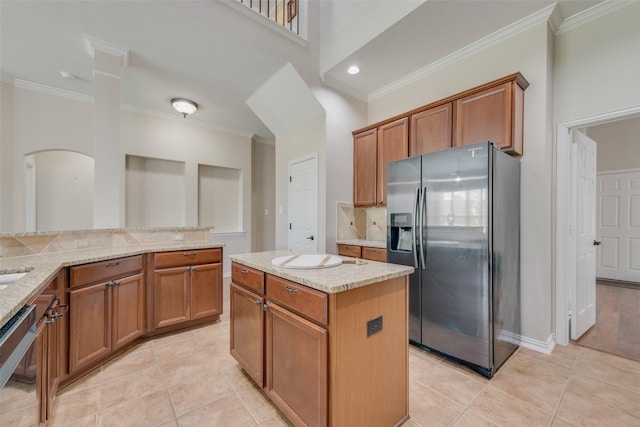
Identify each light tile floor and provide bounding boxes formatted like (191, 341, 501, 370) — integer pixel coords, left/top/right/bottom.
(49, 302, 640, 427)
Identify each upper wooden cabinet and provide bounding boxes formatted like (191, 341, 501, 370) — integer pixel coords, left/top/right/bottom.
(353, 118, 409, 207)
(377, 118, 409, 206)
(410, 103, 453, 156)
(353, 128, 377, 207)
(454, 78, 526, 154)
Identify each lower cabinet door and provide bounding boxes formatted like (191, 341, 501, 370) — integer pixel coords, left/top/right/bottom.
(153, 267, 190, 328)
(190, 263, 222, 320)
(112, 273, 145, 351)
(69, 282, 111, 373)
(265, 302, 327, 427)
(230, 283, 264, 386)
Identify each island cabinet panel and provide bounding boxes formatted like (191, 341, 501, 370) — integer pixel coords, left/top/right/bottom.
(410, 102, 453, 156)
(265, 302, 328, 427)
(266, 275, 328, 326)
(353, 128, 378, 207)
(328, 276, 408, 427)
(231, 262, 265, 294)
(230, 283, 265, 386)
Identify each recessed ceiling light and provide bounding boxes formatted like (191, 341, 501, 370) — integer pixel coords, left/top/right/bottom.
(347, 65, 360, 75)
(60, 71, 77, 79)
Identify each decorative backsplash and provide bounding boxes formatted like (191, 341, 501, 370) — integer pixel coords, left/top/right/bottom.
(336, 202, 386, 242)
(0, 228, 213, 258)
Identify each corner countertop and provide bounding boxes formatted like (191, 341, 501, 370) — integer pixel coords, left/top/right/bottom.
(336, 239, 386, 249)
(230, 250, 413, 294)
(0, 242, 224, 329)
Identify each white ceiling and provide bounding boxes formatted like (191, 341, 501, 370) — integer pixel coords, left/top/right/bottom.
(0, 0, 604, 142)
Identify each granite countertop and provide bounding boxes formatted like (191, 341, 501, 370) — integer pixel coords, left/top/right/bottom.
(0, 242, 224, 329)
(336, 239, 386, 249)
(230, 250, 413, 294)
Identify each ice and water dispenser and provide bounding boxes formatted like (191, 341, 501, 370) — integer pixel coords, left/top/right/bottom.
(389, 213, 413, 252)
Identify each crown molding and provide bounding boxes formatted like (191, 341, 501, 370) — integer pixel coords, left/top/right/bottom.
(556, 0, 637, 34)
(321, 74, 368, 103)
(4, 77, 254, 139)
(368, 3, 556, 102)
(84, 35, 130, 67)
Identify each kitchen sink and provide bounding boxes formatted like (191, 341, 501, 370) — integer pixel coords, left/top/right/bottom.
(0, 272, 28, 290)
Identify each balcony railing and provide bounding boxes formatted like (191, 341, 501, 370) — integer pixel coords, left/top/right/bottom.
(235, 0, 300, 36)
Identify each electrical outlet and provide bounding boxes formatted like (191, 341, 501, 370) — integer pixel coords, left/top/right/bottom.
(172, 233, 184, 241)
(367, 316, 383, 337)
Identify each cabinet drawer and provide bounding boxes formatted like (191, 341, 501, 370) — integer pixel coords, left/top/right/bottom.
(362, 247, 387, 262)
(154, 248, 221, 269)
(266, 275, 328, 326)
(337, 244, 361, 258)
(232, 263, 265, 294)
(70, 255, 143, 288)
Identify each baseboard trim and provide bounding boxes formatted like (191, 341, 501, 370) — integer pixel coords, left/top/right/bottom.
(517, 333, 556, 355)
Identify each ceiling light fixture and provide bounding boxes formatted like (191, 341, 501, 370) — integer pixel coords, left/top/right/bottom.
(347, 65, 360, 75)
(171, 98, 198, 118)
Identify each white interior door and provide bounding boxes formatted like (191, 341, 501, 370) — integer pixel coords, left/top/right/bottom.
(596, 169, 640, 282)
(288, 154, 318, 252)
(572, 130, 597, 340)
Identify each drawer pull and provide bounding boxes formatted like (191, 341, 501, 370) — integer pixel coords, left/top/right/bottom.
(106, 262, 120, 268)
(240, 268, 249, 274)
(285, 286, 298, 295)
(184, 252, 197, 256)
(255, 299, 262, 306)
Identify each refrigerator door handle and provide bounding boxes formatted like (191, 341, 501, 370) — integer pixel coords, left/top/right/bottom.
(419, 186, 427, 270)
(412, 187, 420, 269)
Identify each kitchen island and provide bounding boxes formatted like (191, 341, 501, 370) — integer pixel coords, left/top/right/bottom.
(229, 251, 414, 427)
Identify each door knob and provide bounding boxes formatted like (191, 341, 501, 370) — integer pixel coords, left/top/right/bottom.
(593, 240, 602, 246)
(306, 235, 315, 241)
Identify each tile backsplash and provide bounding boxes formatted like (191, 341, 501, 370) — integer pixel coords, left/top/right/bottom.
(336, 202, 386, 242)
(0, 228, 212, 258)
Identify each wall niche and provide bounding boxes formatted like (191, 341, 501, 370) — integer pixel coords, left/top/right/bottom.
(198, 164, 242, 232)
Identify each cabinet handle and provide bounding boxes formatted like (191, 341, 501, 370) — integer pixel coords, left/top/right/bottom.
(115, 281, 121, 286)
(191, 267, 197, 272)
(185, 267, 192, 272)
(284, 286, 298, 295)
(372, 200, 376, 205)
(240, 268, 249, 274)
(255, 299, 262, 306)
(108, 281, 116, 287)
(263, 303, 269, 311)
(52, 304, 69, 319)
(106, 262, 120, 268)
(184, 252, 197, 257)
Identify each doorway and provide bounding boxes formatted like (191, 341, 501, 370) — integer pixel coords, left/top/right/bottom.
(555, 106, 640, 347)
(288, 153, 318, 252)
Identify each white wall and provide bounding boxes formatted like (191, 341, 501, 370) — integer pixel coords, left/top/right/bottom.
(368, 23, 554, 346)
(586, 115, 640, 172)
(199, 164, 242, 231)
(312, 86, 367, 254)
(275, 115, 326, 251)
(33, 150, 94, 231)
(252, 141, 276, 252)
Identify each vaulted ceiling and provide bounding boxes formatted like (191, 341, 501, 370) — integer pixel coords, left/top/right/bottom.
(0, 1, 604, 142)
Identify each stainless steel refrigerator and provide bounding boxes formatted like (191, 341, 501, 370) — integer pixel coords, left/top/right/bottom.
(387, 141, 520, 377)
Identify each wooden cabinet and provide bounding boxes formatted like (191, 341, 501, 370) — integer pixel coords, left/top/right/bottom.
(353, 118, 409, 207)
(265, 301, 328, 427)
(230, 282, 265, 385)
(376, 118, 409, 206)
(362, 246, 386, 262)
(353, 128, 377, 207)
(454, 78, 526, 155)
(69, 255, 144, 374)
(338, 244, 387, 262)
(230, 263, 329, 426)
(410, 102, 453, 156)
(152, 249, 222, 330)
(230, 261, 409, 427)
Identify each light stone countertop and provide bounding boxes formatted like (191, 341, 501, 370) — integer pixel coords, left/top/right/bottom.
(230, 250, 413, 294)
(336, 239, 386, 249)
(0, 242, 224, 329)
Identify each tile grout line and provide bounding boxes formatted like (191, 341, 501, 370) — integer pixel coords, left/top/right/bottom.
(152, 342, 181, 426)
